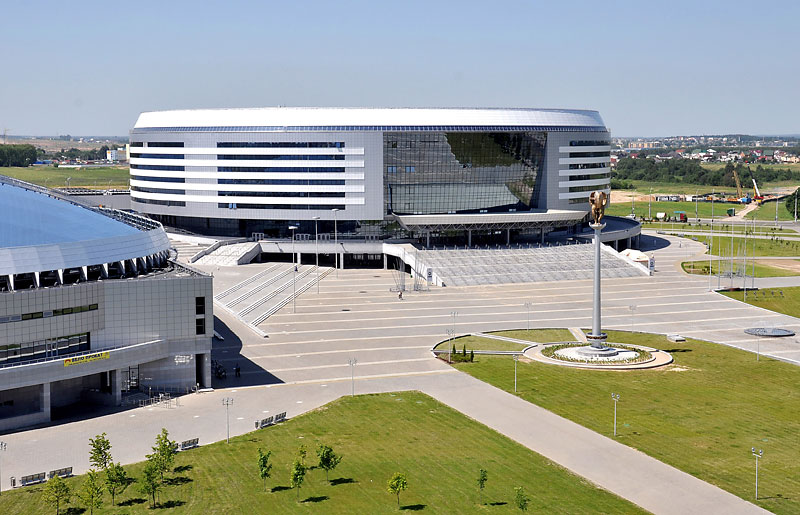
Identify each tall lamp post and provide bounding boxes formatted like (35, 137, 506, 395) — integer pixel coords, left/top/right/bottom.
(348, 358, 357, 396)
(0, 441, 6, 495)
(332, 208, 340, 278)
(446, 328, 454, 363)
(695, 188, 699, 222)
(312, 216, 320, 294)
(222, 398, 234, 444)
(289, 225, 298, 313)
(648, 187, 652, 220)
(450, 311, 458, 343)
(611, 393, 620, 436)
(628, 304, 636, 332)
(524, 301, 532, 332)
(752, 448, 763, 499)
(709, 190, 714, 291)
(513, 354, 519, 393)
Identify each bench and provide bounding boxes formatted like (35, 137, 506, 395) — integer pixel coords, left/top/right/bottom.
(48, 467, 73, 480)
(19, 472, 47, 487)
(274, 412, 287, 423)
(180, 438, 199, 451)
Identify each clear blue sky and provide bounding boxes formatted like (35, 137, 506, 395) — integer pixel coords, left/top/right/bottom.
(1, 0, 798, 137)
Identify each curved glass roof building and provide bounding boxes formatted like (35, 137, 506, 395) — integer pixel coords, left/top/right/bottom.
(0, 178, 212, 431)
(130, 107, 611, 238)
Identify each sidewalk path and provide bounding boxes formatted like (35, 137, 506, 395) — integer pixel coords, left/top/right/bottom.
(414, 372, 767, 515)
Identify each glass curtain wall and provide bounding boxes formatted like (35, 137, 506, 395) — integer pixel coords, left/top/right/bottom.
(384, 132, 546, 215)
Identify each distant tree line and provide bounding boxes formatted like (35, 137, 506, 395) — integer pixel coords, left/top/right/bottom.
(613, 158, 800, 188)
(50, 146, 110, 161)
(0, 144, 38, 166)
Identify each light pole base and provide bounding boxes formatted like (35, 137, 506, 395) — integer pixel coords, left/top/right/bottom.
(580, 332, 619, 357)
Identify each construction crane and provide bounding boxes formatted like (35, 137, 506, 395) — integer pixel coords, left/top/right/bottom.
(732, 166, 745, 200)
(2, 128, 9, 145)
(752, 178, 764, 203)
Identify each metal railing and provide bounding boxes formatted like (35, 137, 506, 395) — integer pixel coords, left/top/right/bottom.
(0, 339, 162, 370)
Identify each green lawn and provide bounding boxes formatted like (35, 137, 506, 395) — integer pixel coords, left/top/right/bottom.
(606, 200, 734, 219)
(682, 260, 800, 278)
(745, 199, 797, 222)
(643, 221, 796, 235)
(0, 392, 643, 514)
(0, 166, 130, 188)
(722, 286, 800, 318)
(695, 234, 800, 257)
(454, 330, 800, 514)
(434, 329, 574, 352)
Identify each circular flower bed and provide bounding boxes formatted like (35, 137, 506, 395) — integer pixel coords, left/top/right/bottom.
(542, 343, 653, 364)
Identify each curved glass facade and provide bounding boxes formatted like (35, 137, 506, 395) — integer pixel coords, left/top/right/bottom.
(384, 132, 546, 215)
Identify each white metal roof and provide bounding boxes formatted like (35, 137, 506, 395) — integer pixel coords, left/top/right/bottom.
(134, 107, 606, 129)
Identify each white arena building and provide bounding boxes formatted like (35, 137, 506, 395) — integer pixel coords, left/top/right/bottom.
(129, 107, 637, 246)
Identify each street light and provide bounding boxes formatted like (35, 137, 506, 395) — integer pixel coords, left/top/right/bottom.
(513, 354, 519, 393)
(628, 304, 636, 332)
(611, 393, 620, 436)
(446, 328, 455, 363)
(450, 311, 458, 343)
(332, 208, 340, 278)
(312, 216, 320, 294)
(0, 441, 6, 496)
(709, 189, 715, 292)
(222, 398, 234, 444)
(524, 301, 532, 332)
(648, 187, 652, 220)
(66, 177, 71, 188)
(289, 225, 298, 313)
(695, 189, 699, 222)
(348, 358, 358, 396)
(752, 448, 763, 499)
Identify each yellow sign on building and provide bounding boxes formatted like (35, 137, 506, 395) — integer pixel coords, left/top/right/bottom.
(64, 351, 110, 367)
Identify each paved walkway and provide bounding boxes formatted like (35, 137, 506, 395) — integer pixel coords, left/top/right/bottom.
(1, 231, 795, 513)
(414, 373, 767, 515)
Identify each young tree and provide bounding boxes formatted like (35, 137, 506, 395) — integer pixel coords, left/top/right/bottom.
(257, 448, 273, 492)
(147, 427, 177, 481)
(316, 444, 342, 483)
(89, 432, 113, 470)
(477, 468, 488, 505)
(78, 469, 104, 515)
(387, 472, 408, 508)
(42, 475, 71, 515)
(139, 460, 162, 509)
(514, 486, 530, 512)
(289, 458, 307, 502)
(105, 462, 129, 506)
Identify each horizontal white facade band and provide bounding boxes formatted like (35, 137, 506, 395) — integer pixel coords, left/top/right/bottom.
(558, 145, 611, 153)
(558, 177, 610, 188)
(558, 188, 610, 200)
(130, 158, 366, 168)
(558, 167, 610, 177)
(558, 156, 611, 165)
(130, 170, 365, 181)
(131, 179, 364, 193)
(133, 147, 364, 156)
(131, 191, 365, 205)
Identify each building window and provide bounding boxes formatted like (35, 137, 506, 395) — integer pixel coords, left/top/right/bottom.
(387, 166, 397, 173)
(196, 319, 206, 335)
(196, 297, 205, 315)
(405, 166, 415, 173)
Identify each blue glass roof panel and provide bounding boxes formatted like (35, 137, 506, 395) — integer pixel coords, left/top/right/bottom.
(0, 184, 140, 248)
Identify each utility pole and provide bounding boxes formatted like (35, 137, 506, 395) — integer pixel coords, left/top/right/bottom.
(332, 208, 340, 278)
(313, 216, 320, 294)
(752, 448, 763, 500)
(348, 358, 357, 396)
(289, 225, 298, 313)
(0, 441, 6, 495)
(222, 398, 234, 443)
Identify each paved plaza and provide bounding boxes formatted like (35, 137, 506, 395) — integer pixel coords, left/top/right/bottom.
(2, 231, 797, 513)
